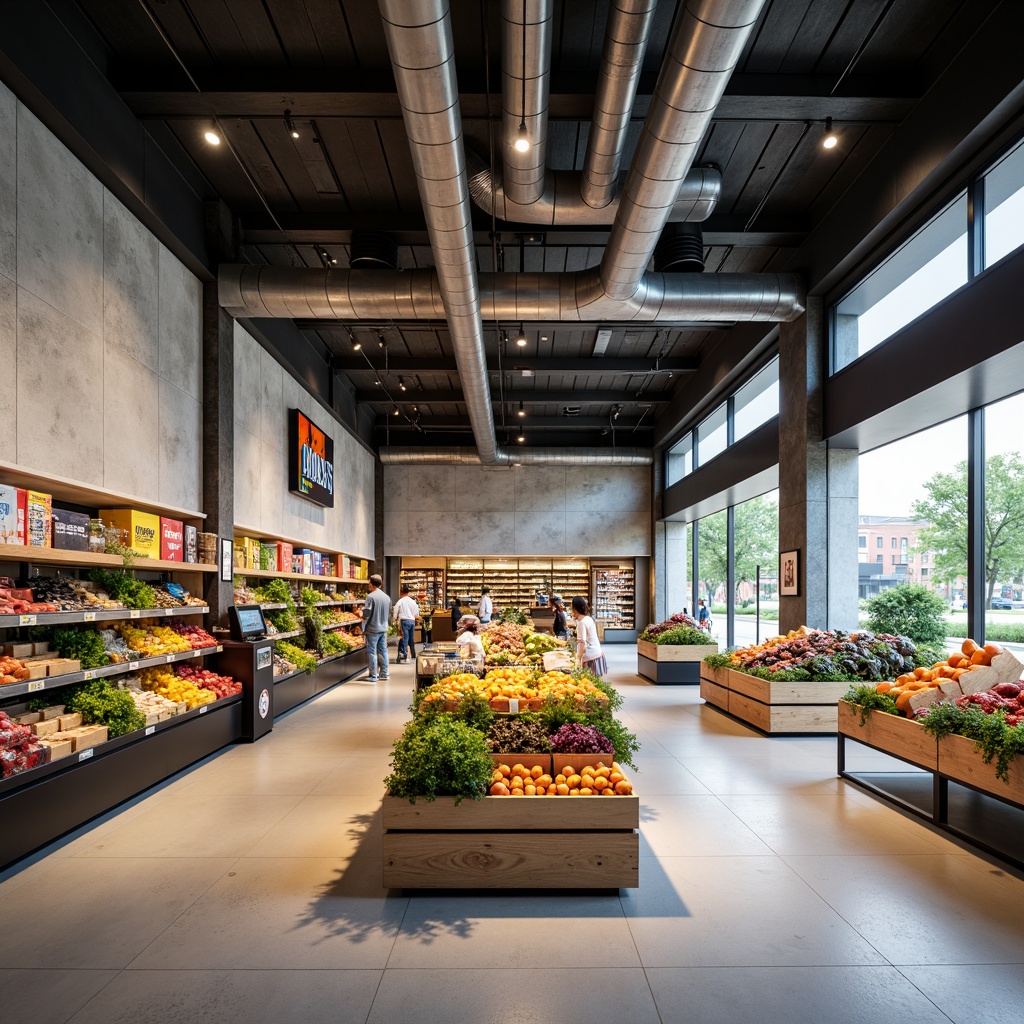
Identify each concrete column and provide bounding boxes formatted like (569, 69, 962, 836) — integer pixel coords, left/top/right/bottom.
(201, 202, 237, 623)
(665, 521, 690, 616)
(653, 521, 667, 621)
(778, 297, 859, 632)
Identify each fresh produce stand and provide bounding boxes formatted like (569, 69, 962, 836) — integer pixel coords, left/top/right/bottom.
(637, 613, 716, 684)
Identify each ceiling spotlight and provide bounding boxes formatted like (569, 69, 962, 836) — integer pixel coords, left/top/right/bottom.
(514, 120, 529, 153)
(515, 323, 527, 347)
(398, 377, 407, 392)
(374, 379, 381, 386)
(393, 407, 400, 417)
(612, 405, 622, 421)
(540, 335, 548, 342)
(349, 333, 361, 352)
(517, 400, 525, 418)
(284, 109, 299, 139)
(822, 116, 838, 150)
(377, 332, 386, 349)
(203, 128, 221, 146)
(516, 433, 525, 443)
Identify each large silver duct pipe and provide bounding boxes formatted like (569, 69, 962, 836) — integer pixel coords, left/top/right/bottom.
(466, 155, 721, 225)
(219, 264, 804, 323)
(379, 446, 653, 466)
(581, 0, 658, 209)
(502, 0, 553, 206)
(600, 0, 767, 300)
(378, 0, 499, 464)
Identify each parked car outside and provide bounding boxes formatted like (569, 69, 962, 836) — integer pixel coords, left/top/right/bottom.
(989, 598, 1024, 609)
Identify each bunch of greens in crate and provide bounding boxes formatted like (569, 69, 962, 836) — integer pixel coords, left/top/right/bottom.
(498, 606, 528, 625)
(52, 626, 111, 670)
(919, 702, 1024, 783)
(842, 684, 901, 722)
(320, 630, 351, 657)
(645, 624, 711, 646)
(89, 568, 155, 610)
(639, 612, 703, 642)
(274, 641, 317, 674)
(252, 578, 296, 612)
(485, 715, 552, 754)
(266, 608, 299, 633)
(535, 687, 638, 769)
(385, 716, 494, 804)
(67, 680, 146, 738)
(548, 722, 614, 755)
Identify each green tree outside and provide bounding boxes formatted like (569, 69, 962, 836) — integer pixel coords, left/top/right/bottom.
(912, 453, 1024, 608)
(697, 495, 778, 609)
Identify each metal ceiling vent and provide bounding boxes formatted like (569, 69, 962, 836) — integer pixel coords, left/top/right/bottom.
(349, 231, 399, 270)
(655, 224, 705, 273)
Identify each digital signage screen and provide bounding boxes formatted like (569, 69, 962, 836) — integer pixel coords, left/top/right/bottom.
(289, 409, 335, 508)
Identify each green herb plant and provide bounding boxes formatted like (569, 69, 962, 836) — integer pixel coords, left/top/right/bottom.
(842, 684, 900, 723)
(385, 717, 495, 804)
(52, 627, 111, 670)
(274, 641, 317, 674)
(66, 681, 146, 738)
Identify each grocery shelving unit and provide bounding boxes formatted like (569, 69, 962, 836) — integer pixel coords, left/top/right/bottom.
(592, 562, 636, 640)
(432, 558, 597, 612)
(399, 566, 445, 610)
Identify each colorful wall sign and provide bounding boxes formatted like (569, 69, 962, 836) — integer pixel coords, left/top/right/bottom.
(289, 409, 335, 507)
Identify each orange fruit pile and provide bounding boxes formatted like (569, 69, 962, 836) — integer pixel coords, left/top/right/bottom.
(488, 761, 633, 796)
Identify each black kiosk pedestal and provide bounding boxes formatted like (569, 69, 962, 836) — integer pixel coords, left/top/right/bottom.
(220, 606, 275, 742)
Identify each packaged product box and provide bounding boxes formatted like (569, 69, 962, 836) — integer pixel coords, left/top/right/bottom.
(359, 559, 369, 580)
(39, 705, 65, 721)
(52, 507, 90, 551)
(31, 718, 60, 738)
(0, 485, 27, 545)
(245, 536, 261, 570)
(233, 540, 246, 568)
(39, 737, 73, 761)
(99, 509, 160, 557)
(3, 642, 34, 659)
(260, 541, 278, 571)
(58, 712, 83, 731)
(160, 518, 184, 561)
(69, 725, 108, 752)
(14, 712, 41, 726)
(27, 491, 53, 548)
(45, 658, 81, 676)
(312, 551, 323, 576)
(294, 548, 313, 576)
(184, 525, 198, 563)
(277, 542, 293, 573)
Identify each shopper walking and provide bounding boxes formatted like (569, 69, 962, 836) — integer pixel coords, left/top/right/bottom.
(361, 574, 391, 682)
(393, 584, 419, 664)
(477, 586, 493, 624)
(420, 607, 433, 644)
(450, 597, 462, 631)
(551, 596, 568, 640)
(455, 614, 486, 662)
(570, 596, 607, 676)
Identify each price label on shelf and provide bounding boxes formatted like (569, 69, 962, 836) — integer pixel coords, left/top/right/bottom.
(78, 748, 94, 762)
(166, 655, 175, 663)
(20, 614, 36, 626)
(28, 680, 45, 692)
(145, 726, 156, 736)
(83, 670, 95, 681)
(129, 661, 139, 671)
(199, 706, 208, 714)
(130, 610, 141, 619)
(83, 612, 96, 622)
(164, 608, 173, 616)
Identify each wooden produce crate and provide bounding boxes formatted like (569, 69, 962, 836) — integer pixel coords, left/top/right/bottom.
(938, 733, 1024, 806)
(382, 792, 639, 889)
(837, 701, 938, 770)
(637, 640, 719, 684)
(698, 666, 843, 733)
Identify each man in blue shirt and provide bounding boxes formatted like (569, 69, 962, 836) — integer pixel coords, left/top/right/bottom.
(361, 574, 392, 682)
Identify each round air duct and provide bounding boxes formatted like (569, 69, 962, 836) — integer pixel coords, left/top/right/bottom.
(654, 223, 705, 273)
(350, 231, 399, 270)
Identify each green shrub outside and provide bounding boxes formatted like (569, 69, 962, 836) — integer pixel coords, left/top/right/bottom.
(864, 584, 948, 646)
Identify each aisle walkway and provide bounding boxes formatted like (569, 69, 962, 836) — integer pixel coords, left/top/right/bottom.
(3, 647, 1024, 1023)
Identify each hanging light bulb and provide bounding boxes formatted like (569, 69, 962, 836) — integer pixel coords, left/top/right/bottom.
(284, 109, 300, 139)
(349, 333, 361, 352)
(822, 116, 838, 150)
(399, 377, 407, 392)
(393, 406, 400, 417)
(515, 323, 527, 347)
(517, 401, 525, 418)
(203, 128, 221, 146)
(516, 432, 525, 443)
(514, 120, 529, 153)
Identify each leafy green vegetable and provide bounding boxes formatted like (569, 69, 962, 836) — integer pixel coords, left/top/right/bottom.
(385, 717, 495, 804)
(413, 687, 495, 732)
(650, 625, 713, 646)
(267, 609, 299, 633)
(703, 653, 733, 668)
(486, 716, 552, 753)
(89, 568, 155, 610)
(66, 680, 146, 737)
(51, 627, 111, 670)
(842, 686, 900, 722)
(498, 606, 528, 625)
(321, 630, 351, 656)
(274, 641, 317, 674)
(920, 703, 1024, 783)
(252, 578, 297, 611)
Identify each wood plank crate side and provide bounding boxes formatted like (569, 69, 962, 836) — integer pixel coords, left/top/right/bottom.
(726, 692, 771, 732)
(938, 733, 1024, 806)
(701, 662, 730, 687)
(699, 678, 730, 711)
(838, 701, 938, 770)
(382, 831, 639, 888)
(382, 794, 640, 830)
(768, 703, 839, 733)
(726, 670, 849, 706)
(637, 640, 718, 663)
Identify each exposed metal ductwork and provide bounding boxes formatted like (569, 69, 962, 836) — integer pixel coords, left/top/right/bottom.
(501, 0, 553, 206)
(466, 153, 722, 226)
(220, 264, 803, 323)
(600, 0, 768, 300)
(581, 0, 659, 210)
(379, 446, 653, 466)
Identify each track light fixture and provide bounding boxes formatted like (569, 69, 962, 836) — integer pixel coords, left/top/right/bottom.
(398, 377, 407, 392)
(284, 109, 299, 139)
(515, 323, 527, 347)
(822, 116, 838, 150)
(203, 127, 221, 146)
(393, 406, 400, 417)
(349, 331, 361, 352)
(377, 331, 386, 350)
(514, 120, 529, 153)
(517, 400, 525, 418)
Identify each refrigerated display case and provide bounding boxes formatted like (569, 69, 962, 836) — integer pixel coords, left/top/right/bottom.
(593, 562, 636, 640)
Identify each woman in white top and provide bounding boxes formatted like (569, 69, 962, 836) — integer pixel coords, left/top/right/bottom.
(477, 587, 493, 623)
(570, 596, 607, 676)
(455, 614, 486, 662)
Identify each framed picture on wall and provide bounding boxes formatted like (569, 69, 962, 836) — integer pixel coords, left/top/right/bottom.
(221, 538, 234, 582)
(779, 550, 799, 596)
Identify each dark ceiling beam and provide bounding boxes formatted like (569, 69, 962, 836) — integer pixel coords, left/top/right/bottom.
(357, 389, 671, 405)
(243, 214, 807, 248)
(328, 356, 697, 373)
(377, 416, 652, 430)
(121, 75, 917, 123)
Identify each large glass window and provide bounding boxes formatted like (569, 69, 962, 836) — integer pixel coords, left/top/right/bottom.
(697, 509, 728, 639)
(732, 490, 779, 646)
(834, 194, 968, 371)
(696, 404, 728, 465)
(733, 356, 779, 442)
(857, 418, 967, 640)
(983, 392, 1024, 640)
(665, 432, 693, 487)
(984, 139, 1024, 268)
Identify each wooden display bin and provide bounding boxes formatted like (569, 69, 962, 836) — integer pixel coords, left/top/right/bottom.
(837, 701, 938, 770)
(938, 733, 1024, 805)
(637, 640, 719, 684)
(699, 666, 846, 733)
(382, 792, 639, 889)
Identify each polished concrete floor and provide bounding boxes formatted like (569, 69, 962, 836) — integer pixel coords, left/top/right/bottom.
(3, 646, 1024, 1023)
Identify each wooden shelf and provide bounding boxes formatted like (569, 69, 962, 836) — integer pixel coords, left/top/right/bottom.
(233, 524, 369, 563)
(0, 461, 205, 521)
(234, 566, 367, 584)
(0, 606, 208, 628)
(0, 545, 216, 573)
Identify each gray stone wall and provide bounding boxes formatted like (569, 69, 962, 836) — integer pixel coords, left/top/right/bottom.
(233, 324, 375, 560)
(383, 463, 651, 556)
(0, 81, 201, 511)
